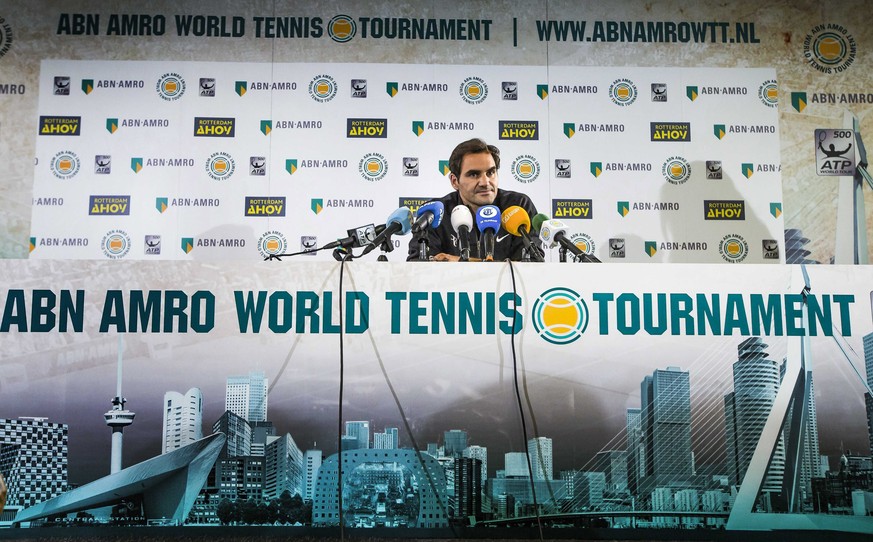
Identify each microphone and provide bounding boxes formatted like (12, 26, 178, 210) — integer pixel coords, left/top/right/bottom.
(450, 205, 474, 261)
(538, 219, 600, 262)
(361, 207, 413, 256)
(411, 201, 445, 234)
(501, 206, 544, 262)
(475, 205, 500, 261)
(531, 213, 550, 235)
(324, 224, 386, 250)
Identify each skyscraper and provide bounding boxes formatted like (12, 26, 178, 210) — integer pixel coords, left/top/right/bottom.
(724, 338, 784, 493)
(640, 367, 693, 485)
(864, 332, 873, 455)
(626, 407, 644, 494)
(504, 452, 529, 478)
(444, 429, 468, 456)
(264, 433, 303, 499)
(528, 437, 553, 481)
(463, 444, 488, 483)
(213, 410, 252, 458)
(0, 417, 68, 508)
(593, 450, 628, 492)
(225, 371, 268, 423)
(303, 449, 322, 502)
(454, 457, 483, 519)
(161, 388, 203, 454)
(344, 421, 370, 450)
(250, 421, 276, 457)
(373, 427, 399, 449)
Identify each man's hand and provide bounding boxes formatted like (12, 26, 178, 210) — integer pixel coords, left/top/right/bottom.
(433, 253, 482, 262)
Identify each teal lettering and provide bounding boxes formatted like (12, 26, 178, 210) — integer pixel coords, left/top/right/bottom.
(322, 291, 341, 334)
(643, 293, 667, 335)
(785, 294, 804, 336)
(31, 290, 57, 332)
(697, 294, 720, 336)
(386, 291, 407, 334)
(129, 291, 161, 332)
(267, 292, 292, 333)
(670, 293, 694, 335)
(593, 293, 613, 334)
(164, 291, 188, 333)
(190, 291, 214, 333)
(723, 294, 749, 335)
(235, 291, 267, 333)
(1, 290, 27, 332)
(487, 292, 496, 334)
(100, 290, 126, 332)
(750, 294, 783, 336)
(345, 292, 369, 334)
(499, 292, 522, 334)
(296, 291, 319, 333)
(616, 293, 639, 335)
(432, 292, 455, 334)
(807, 294, 829, 336)
(833, 294, 854, 336)
(409, 292, 428, 334)
(459, 292, 482, 334)
(59, 290, 84, 332)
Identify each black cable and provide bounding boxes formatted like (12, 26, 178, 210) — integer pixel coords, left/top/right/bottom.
(263, 244, 334, 260)
(506, 260, 544, 539)
(341, 270, 456, 535)
(337, 256, 346, 540)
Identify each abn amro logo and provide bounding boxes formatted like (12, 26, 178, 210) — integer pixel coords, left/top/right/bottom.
(532, 287, 588, 345)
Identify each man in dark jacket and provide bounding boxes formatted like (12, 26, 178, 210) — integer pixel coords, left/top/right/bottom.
(407, 138, 539, 261)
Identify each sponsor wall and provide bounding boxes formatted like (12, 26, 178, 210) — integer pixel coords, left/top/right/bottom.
(32, 61, 783, 262)
(0, 1, 872, 263)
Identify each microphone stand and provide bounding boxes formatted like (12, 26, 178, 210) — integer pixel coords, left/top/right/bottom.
(415, 231, 430, 261)
(521, 247, 531, 262)
(332, 247, 355, 261)
(378, 236, 394, 262)
(559, 246, 568, 263)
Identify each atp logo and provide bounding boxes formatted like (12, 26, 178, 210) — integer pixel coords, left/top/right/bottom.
(532, 287, 589, 345)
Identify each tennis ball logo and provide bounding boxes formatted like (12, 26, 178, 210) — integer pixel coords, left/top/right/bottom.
(328, 15, 356, 43)
(815, 34, 845, 64)
(532, 287, 588, 345)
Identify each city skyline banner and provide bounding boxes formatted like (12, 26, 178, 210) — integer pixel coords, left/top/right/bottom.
(0, 260, 871, 534)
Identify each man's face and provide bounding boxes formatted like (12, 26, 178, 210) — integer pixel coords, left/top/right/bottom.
(450, 152, 498, 209)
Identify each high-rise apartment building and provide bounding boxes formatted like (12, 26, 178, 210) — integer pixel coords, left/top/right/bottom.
(724, 338, 784, 493)
(225, 371, 268, 423)
(373, 427, 398, 449)
(303, 449, 322, 502)
(641, 367, 693, 484)
(528, 437, 553, 481)
(0, 417, 68, 508)
(161, 388, 203, 453)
